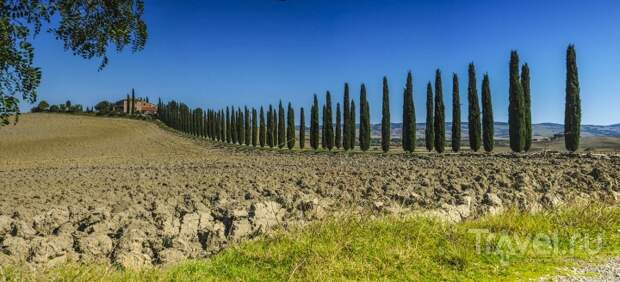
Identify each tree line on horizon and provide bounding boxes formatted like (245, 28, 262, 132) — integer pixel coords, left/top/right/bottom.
(157, 45, 581, 153)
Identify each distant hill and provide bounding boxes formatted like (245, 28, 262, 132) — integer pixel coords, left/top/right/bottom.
(368, 122, 620, 139)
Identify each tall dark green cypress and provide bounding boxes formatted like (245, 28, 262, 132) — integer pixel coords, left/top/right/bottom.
(278, 101, 285, 148)
(245, 107, 251, 146)
(335, 103, 342, 149)
(508, 51, 526, 152)
(310, 95, 319, 150)
(521, 63, 532, 151)
(207, 110, 211, 138)
(425, 82, 434, 152)
(237, 110, 242, 143)
(324, 92, 334, 150)
(287, 102, 295, 149)
(381, 76, 390, 152)
(468, 63, 482, 152)
(213, 110, 217, 139)
(251, 108, 257, 147)
(342, 83, 351, 150)
(226, 107, 232, 143)
(482, 73, 494, 152)
(299, 107, 305, 149)
(267, 105, 273, 147)
(452, 74, 461, 152)
(565, 44, 581, 152)
(321, 104, 326, 149)
(402, 71, 416, 152)
(350, 100, 356, 149)
(359, 84, 370, 151)
(238, 109, 245, 145)
(259, 106, 266, 147)
(273, 106, 279, 147)
(220, 110, 225, 141)
(434, 70, 445, 153)
(126, 94, 131, 114)
(232, 107, 238, 144)
(216, 110, 220, 140)
(207, 109, 211, 139)
(130, 89, 135, 115)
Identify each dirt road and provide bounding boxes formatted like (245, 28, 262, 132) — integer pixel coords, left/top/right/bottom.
(0, 113, 618, 268)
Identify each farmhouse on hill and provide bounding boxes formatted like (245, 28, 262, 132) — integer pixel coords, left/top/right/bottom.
(114, 98, 157, 115)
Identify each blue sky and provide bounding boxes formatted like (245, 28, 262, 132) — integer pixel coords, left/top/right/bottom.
(29, 0, 620, 125)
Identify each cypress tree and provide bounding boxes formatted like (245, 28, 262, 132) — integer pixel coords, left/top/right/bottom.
(232, 108, 237, 143)
(267, 105, 274, 147)
(324, 91, 334, 150)
(342, 83, 351, 150)
(452, 74, 461, 152)
(359, 84, 370, 151)
(521, 63, 532, 151)
(278, 101, 285, 148)
(212, 110, 216, 140)
(299, 107, 305, 149)
(335, 103, 342, 149)
(238, 109, 245, 145)
(232, 107, 238, 144)
(508, 51, 526, 152)
(217, 110, 222, 140)
(266, 106, 272, 147)
(212, 110, 216, 139)
(273, 106, 278, 147)
(245, 107, 251, 146)
(129, 88, 136, 115)
(381, 76, 390, 152)
(216, 110, 220, 140)
(208, 110, 214, 139)
(241, 110, 246, 144)
(208, 110, 212, 139)
(425, 82, 434, 152)
(252, 108, 258, 147)
(434, 70, 445, 153)
(350, 100, 356, 149)
(287, 102, 295, 149)
(565, 44, 581, 152)
(208, 110, 213, 138)
(482, 73, 494, 152)
(321, 104, 326, 148)
(220, 110, 225, 141)
(226, 107, 231, 143)
(206, 110, 211, 138)
(310, 95, 319, 150)
(207, 110, 213, 139)
(199, 109, 203, 136)
(468, 63, 482, 152)
(402, 71, 416, 152)
(259, 106, 266, 147)
(126, 94, 130, 114)
(210, 109, 215, 139)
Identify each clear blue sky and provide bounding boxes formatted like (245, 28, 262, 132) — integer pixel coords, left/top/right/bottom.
(29, 0, 620, 125)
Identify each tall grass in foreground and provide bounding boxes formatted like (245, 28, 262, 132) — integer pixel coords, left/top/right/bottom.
(2, 205, 620, 281)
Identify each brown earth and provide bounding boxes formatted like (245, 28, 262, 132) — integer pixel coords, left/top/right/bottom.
(0, 113, 619, 269)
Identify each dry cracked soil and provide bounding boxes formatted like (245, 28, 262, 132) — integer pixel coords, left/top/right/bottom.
(0, 113, 619, 269)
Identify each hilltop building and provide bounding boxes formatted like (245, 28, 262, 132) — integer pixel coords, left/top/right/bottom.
(114, 98, 157, 115)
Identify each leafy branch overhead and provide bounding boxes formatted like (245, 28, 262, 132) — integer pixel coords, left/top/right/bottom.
(0, 0, 148, 125)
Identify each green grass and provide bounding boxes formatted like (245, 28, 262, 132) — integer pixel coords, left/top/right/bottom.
(3, 204, 620, 281)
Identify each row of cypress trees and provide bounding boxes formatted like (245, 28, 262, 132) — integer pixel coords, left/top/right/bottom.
(157, 45, 581, 153)
(158, 100, 301, 149)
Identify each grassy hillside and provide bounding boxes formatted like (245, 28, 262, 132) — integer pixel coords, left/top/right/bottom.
(3, 205, 619, 281)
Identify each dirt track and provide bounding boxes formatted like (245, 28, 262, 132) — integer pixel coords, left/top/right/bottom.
(0, 114, 619, 268)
